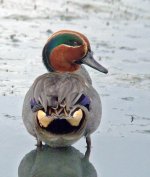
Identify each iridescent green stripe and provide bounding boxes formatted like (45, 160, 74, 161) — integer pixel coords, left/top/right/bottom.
(46, 33, 83, 56)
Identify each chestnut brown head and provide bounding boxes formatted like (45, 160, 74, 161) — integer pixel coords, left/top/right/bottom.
(42, 30, 108, 73)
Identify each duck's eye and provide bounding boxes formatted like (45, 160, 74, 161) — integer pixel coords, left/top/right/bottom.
(65, 40, 81, 46)
(73, 41, 78, 46)
(37, 110, 54, 128)
(67, 109, 83, 126)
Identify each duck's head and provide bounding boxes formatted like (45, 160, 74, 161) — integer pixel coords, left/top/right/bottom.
(42, 30, 108, 73)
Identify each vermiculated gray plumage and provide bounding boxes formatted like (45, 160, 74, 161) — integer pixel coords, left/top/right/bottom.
(22, 66, 102, 147)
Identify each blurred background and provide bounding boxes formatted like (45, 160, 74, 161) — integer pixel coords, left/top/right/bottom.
(0, 0, 150, 177)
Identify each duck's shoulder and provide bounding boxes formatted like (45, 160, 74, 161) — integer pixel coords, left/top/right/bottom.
(32, 66, 92, 86)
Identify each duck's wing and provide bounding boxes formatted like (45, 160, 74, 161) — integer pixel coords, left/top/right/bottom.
(22, 72, 101, 137)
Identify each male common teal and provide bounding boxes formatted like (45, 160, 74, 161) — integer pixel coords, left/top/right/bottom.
(22, 30, 108, 148)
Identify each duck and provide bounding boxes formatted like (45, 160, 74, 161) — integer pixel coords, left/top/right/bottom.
(22, 30, 108, 148)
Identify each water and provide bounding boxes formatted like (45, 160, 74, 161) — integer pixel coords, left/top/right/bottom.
(0, 0, 150, 176)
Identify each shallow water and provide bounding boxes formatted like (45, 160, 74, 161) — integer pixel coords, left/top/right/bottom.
(0, 0, 150, 177)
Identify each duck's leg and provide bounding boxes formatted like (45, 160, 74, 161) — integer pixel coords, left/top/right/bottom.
(85, 136, 91, 159)
(35, 138, 42, 148)
(86, 136, 91, 149)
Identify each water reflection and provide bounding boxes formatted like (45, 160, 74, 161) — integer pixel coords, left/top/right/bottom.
(18, 146, 97, 177)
